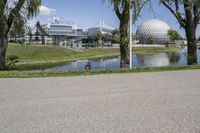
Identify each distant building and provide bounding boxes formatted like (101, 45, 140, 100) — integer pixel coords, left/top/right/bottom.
(35, 18, 115, 45)
(34, 17, 86, 44)
(46, 17, 87, 44)
(88, 20, 116, 36)
(136, 19, 171, 44)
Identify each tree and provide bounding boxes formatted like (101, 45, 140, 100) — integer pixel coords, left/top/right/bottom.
(102, 33, 112, 42)
(168, 29, 181, 43)
(9, 21, 26, 43)
(105, 0, 149, 67)
(168, 52, 180, 64)
(28, 26, 33, 45)
(0, 0, 41, 70)
(9, 27, 18, 42)
(147, 36, 155, 44)
(111, 29, 120, 43)
(88, 32, 103, 47)
(160, 0, 200, 65)
(96, 32, 103, 45)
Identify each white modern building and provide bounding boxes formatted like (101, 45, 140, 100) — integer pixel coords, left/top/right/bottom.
(36, 18, 116, 45)
(136, 19, 171, 44)
(40, 17, 87, 44)
(88, 20, 116, 36)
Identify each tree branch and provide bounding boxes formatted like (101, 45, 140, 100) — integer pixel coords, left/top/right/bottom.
(194, 15, 200, 29)
(193, 4, 200, 29)
(133, 0, 149, 23)
(114, 1, 121, 19)
(7, 0, 26, 32)
(161, 0, 186, 28)
(0, 0, 6, 11)
(122, 0, 129, 15)
(175, 0, 179, 13)
(4, 0, 7, 4)
(174, 0, 183, 21)
(183, 0, 194, 28)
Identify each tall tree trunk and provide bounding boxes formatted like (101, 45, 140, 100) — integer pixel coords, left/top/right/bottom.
(0, 19, 8, 70)
(183, 0, 198, 65)
(119, 12, 129, 68)
(29, 33, 32, 45)
(41, 35, 45, 45)
(185, 26, 197, 65)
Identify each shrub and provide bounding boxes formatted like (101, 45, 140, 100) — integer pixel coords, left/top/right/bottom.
(147, 36, 155, 44)
(6, 55, 19, 70)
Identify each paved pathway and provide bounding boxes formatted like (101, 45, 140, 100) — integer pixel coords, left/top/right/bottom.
(0, 70, 200, 133)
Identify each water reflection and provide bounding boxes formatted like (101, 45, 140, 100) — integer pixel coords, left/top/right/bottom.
(47, 56, 120, 70)
(136, 53, 170, 67)
(47, 48, 197, 71)
(168, 52, 181, 64)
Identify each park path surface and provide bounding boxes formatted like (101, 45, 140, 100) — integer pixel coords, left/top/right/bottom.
(0, 70, 200, 133)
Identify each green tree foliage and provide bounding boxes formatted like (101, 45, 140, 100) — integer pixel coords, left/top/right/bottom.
(6, 55, 19, 69)
(147, 36, 155, 44)
(168, 29, 181, 41)
(111, 30, 120, 43)
(89, 32, 113, 47)
(160, 0, 200, 65)
(102, 33, 112, 42)
(88, 32, 103, 47)
(0, 0, 41, 70)
(9, 22, 26, 43)
(168, 52, 180, 64)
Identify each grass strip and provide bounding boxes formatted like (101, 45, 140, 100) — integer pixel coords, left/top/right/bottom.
(1, 65, 200, 78)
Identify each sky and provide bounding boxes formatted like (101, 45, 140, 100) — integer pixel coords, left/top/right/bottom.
(33, 0, 200, 38)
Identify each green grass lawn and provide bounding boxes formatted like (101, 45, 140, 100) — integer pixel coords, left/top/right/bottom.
(6, 44, 180, 70)
(1, 65, 200, 78)
(7, 44, 179, 63)
(7, 44, 119, 62)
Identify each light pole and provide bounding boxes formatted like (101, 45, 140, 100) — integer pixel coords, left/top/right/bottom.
(129, 0, 133, 69)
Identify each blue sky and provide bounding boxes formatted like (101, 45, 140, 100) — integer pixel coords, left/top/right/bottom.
(35, 0, 200, 37)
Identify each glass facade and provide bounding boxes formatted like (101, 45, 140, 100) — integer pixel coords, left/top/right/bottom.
(46, 23, 87, 44)
(49, 25, 74, 36)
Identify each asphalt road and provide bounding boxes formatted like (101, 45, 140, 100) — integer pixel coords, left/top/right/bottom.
(0, 70, 200, 133)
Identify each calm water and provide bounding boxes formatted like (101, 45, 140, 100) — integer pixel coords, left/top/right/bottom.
(46, 48, 200, 70)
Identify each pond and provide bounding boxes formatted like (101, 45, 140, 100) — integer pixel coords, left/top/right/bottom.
(46, 48, 200, 70)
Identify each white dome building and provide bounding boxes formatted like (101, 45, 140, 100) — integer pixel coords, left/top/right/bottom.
(136, 19, 171, 44)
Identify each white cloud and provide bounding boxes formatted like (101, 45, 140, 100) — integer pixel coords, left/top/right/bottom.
(39, 6, 56, 16)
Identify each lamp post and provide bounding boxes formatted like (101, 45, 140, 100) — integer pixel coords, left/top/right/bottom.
(129, 0, 133, 69)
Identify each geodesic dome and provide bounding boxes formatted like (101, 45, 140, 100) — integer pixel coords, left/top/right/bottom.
(136, 19, 171, 44)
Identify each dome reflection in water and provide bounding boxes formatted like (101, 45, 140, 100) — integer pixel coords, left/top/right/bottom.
(136, 54, 170, 67)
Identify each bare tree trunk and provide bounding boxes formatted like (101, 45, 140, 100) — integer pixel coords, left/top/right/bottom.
(0, 19, 8, 70)
(183, 0, 198, 65)
(29, 33, 32, 45)
(185, 26, 197, 65)
(119, 11, 129, 68)
(41, 35, 45, 45)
